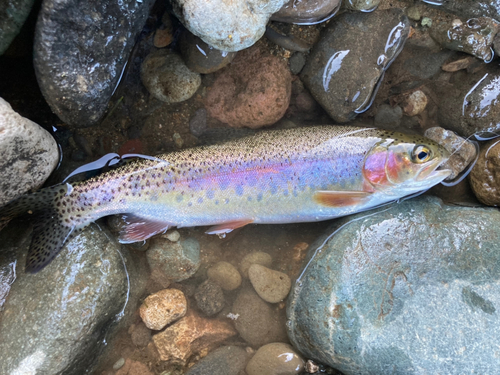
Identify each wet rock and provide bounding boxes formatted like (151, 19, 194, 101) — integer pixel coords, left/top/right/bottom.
(113, 357, 126, 370)
(146, 237, 200, 282)
(301, 9, 410, 123)
(470, 139, 500, 206)
(0, 0, 34, 55)
(374, 104, 403, 129)
(429, 17, 498, 62)
(170, 0, 287, 52)
(240, 251, 273, 278)
(34, 0, 153, 127)
(152, 310, 237, 364)
(131, 322, 152, 348)
(186, 345, 249, 375)
(246, 343, 304, 375)
(195, 279, 225, 316)
(0, 223, 133, 374)
(403, 49, 453, 80)
(424, 127, 477, 180)
(287, 196, 500, 374)
(139, 288, 187, 330)
(289, 52, 307, 75)
(265, 27, 312, 52)
(115, 359, 153, 375)
(248, 264, 291, 303)
(344, 0, 381, 12)
(180, 31, 236, 74)
(440, 73, 500, 137)
(207, 261, 242, 291)
(272, 0, 341, 25)
(434, 0, 500, 22)
(205, 47, 292, 129)
(0, 97, 59, 206)
(154, 15, 174, 49)
(164, 230, 181, 242)
(141, 49, 201, 103)
(232, 287, 289, 347)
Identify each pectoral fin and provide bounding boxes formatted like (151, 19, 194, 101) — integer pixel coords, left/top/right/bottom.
(313, 190, 372, 207)
(118, 214, 172, 243)
(205, 219, 254, 236)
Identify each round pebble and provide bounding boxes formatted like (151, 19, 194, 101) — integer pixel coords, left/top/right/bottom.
(141, 49, 201, 103)
(164, 230, 181, 242)
(403, 90, 428, 116)
(245, 343, 304, 375)
(248, 264, 291, 303)
(139, 288, 187, 330)
(207, 261, 242, 291)
(131, 322, 152, 348)
(240, 252, 273, 278)
(113, 357, 126, 370)
(470, 139, 500, 206)
(195, 279, 225, 316)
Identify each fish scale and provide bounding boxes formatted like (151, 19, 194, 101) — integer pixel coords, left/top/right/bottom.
(0, 125, 451, 272)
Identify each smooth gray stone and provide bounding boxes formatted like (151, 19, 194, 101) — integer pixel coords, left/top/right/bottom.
(0, 222, 141, 374)
(423, 0, 500, 21)
(34, 0, 154, 127)
(301, 9, 409, 123)
(186, 346, 249, 375)
(288, 196, 500, 374)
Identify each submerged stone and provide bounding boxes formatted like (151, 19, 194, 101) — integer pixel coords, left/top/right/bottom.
(301, 9, 410, 123)
(34, 0, 154, 127)
(287, 196, 500, 374)
(272, 0, 341, 25)
(0, 0, 34, 55)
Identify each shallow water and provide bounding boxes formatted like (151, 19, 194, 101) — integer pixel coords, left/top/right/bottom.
(0, 0, 497, 373)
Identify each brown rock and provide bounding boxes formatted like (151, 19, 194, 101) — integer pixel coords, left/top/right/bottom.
(205, 47, 292, 129)
(152, 310, 237, 364)
(424, 127, 477, 180)
(470, 139, 500, 206)
(115, 359, 153, 375)
(139, 288, 187, 330)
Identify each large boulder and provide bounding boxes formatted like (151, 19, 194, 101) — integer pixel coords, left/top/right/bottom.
(288, 196, 500, 374)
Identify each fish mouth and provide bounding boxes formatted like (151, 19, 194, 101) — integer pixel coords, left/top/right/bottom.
(416, 157, 452, 184)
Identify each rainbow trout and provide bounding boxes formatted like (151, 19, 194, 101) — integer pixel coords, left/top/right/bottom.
(1, 126, 451, 273)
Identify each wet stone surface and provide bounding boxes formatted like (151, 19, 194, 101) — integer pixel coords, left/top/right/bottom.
(272, 0, 341, 25)
(301, 9, 410, 123)
(0, 223, 132, 374)
(429, 17, 499, 62)
(185, 345, 249, 375)
(0, 0, 34, 55)
(470, 138, 500, 206)
(180, 31, 236, 74)
(288, 196, 500, 374)
(170, 0, 287, 52)
(34, 0, 154, 127)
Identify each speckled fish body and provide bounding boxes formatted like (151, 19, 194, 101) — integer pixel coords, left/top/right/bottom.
(0, 126, 451, 272)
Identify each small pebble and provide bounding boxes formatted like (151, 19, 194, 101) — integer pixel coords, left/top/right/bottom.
(189, 108, 207, 137)
(246, 343, 304, 375)
(422, 17, 432, 27)
(195, 279, 225, 316)
(240, 251, 273, 278)
(403, 90, 428, 116)
(248, 264, 291, 303)
(139, 288, 187, 330)
(154, 27, 173, 48)
(131, 322, 152, 347)
(164, 230, 181, 242)
(207, 261, 242, 291)
(289, 52, 306, 75)
(173, 133, 184, 148)
(113, 357, 126, 370)
(406, 6, 421, 21)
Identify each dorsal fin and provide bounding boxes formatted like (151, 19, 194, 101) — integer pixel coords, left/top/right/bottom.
(117, 214, 172, 243)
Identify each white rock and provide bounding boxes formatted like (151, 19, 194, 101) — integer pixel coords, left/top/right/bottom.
(170, 0, 287, 52)
(0, 97, 58, 206)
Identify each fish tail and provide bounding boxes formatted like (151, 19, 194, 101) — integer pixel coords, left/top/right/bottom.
(0, 183, 79, 273)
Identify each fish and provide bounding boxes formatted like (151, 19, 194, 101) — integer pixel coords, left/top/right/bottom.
(0, 125, 451, 273)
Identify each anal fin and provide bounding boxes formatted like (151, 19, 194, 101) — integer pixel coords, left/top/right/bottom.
(313, 190, 372, 207)
(205, 219, 253, 236)
(26, 213, 76, 273)
(118, 214, 172, 243)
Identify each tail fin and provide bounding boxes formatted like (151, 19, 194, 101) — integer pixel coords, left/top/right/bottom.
(0, 184, 78, 273)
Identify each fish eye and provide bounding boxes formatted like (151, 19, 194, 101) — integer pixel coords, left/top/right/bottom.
(412, 145, 432, 163)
